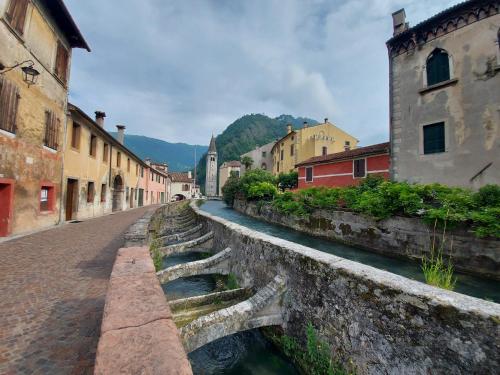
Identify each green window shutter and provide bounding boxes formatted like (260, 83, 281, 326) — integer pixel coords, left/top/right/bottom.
(423, 122, 445, 154)
(426, 50, 450, 86)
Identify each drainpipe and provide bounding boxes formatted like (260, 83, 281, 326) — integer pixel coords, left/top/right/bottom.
(58, 104, 70, 225)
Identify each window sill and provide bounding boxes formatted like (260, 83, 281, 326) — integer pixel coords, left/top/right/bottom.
(0, 128, 16, 138)
(38, 210, 55, 215)
(419, 78, 458, 94)
(43, 145, 58, 153)
(1, 19, 25, 45)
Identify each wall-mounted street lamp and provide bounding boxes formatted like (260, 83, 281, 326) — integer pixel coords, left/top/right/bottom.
(0, 60, 40, 87)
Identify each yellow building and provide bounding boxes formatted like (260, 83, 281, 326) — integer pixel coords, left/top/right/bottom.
(271, 119, 358, 175)
(64, 104, 149, 221)
(0, 0, 89, 237)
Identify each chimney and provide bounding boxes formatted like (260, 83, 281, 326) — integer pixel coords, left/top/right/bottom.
(145, 158, 151, 165)
(95, 111, 106, 127)
(116, 125, 125, 145)
(303, 121, 308, 128)
(188, 171, 192, 179)
(392, 9, 408, 36)
(286, 124, 293, 134)
(344, 141, 351, 151)
(324, 117, 328, 123)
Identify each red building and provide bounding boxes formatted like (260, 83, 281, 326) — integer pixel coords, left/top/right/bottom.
(296, 142, 390, 189)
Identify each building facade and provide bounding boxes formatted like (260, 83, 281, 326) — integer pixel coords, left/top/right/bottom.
(218, 160, 241, 196)
(387, 1, 500, 188)
(0, 0, 89, 236)
(240, 141, 274, 173)
(296, 142, 390, 189)
(271, 120, 358, 176)
(145, 160, 169, 205)
(205, 135, 218, 196)
(170, 172, 194, 200)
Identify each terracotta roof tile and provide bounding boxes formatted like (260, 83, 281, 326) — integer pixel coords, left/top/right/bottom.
(169, 173, 192, 183)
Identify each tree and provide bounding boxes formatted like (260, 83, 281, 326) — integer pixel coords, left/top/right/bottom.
(241, 155, 254, 170)
(278, 171, 298, 192)
(221, 174, 241, 207)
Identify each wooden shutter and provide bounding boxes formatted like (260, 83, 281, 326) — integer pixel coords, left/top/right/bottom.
(0, 78, 20, 134)
(423, 123, 445, 154)
(55, 42, 69, 83)
(306, 167, 313, 182)
(44, 110, 59, 150)
(6, 0, 29, 35)
(354, 159, 365, 178)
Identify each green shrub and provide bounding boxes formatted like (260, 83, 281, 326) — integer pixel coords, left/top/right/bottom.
(247, 181, 278, 200)
(225, 273, 239, 290)
(473, 184, 500, 207)
(278, 171, 298, 191)
(469, 207, 500, 238)
(239, 169, 277, 197)
(150, 239, 163, 272)
(221, 174, 241, 207)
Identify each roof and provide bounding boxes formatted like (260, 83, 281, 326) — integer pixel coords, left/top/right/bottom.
(386, 0, 497, 53)
(221, 160, 241, 168)
(296, 142, 390, 167)
(41, 0, 90, 51)
(208, 135, 217, 153)
(169, 172, 192, 183)
(68, 103, 148, 167)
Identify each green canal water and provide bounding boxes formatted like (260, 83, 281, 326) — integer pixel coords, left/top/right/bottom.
(200, 200, 500, 303)
(161, 251, 299, 374)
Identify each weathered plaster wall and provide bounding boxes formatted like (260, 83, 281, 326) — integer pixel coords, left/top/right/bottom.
(233, 199, 500, 279)
(390, 13, 500, 188)
(192, 201, 500, 374)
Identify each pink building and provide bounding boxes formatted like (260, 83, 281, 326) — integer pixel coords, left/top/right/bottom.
(145, 160, 169, 204)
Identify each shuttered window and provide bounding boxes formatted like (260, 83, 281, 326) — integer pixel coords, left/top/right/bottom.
(305, 167, 313, 182)
(89, 134, 97, 156)
(423, 122, 445, 154)
(5, 0, 29, 35)
(43, 110, 59, 150)
(353, 159, 366, 178)
(71, 123, 80, 149)
(87, 182, 95, 203)
(426, 49, 450, 86)
(55, 42, 69, 84)
(0, 78, 20, 134)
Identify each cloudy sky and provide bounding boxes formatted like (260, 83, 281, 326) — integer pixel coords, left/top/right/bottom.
(66, 0, 460, 147)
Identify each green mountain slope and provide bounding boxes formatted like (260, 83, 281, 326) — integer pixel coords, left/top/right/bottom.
(110, 133, 207, 172)
(196, 114, 318, 189)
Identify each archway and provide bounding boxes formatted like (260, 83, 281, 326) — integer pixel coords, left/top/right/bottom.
(112, 175, 123, 212)
(173, 194, 186, 201)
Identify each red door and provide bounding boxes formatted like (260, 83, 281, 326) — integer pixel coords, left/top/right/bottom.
(0, 180, 14, 237)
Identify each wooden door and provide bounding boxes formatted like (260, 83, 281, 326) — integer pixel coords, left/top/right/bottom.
(65, 179, 77, 221)
(0, 182, 13, 236)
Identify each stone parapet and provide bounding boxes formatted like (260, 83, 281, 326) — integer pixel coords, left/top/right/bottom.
(94, 246, 192, 375)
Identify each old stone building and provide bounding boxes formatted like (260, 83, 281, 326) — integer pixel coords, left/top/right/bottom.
(272, 119, 358, 175)
(387, 0, 499, 188)
(170, 171, 194, 200)
(240, 141, 274, 173)
(218, 160, 241, 196)
(205, 135, 218, 197)
(0, 0, 89, 236)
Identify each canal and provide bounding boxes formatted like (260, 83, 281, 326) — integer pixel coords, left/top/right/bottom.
(162, 251, 299, 374)
(199, 200, 500, 303)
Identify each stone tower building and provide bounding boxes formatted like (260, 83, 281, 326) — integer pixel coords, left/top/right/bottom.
(205, 135, 218, 197)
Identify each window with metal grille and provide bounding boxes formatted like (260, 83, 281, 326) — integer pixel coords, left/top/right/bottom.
(353, 159, 366, 178)
(55, 42, 69, 84)
(5, 0, 29, 35)
(44, 111, 59, 150)
(426, 49, 450, 86)
(87, 182, 95, 203)
(0, 77, 20, 134)
(101, 184, 106, 202)
(71, 123, 80, 149)
(89, 134, 97, 156)
(305, 167, 313, 182)
(423, 122, 445, 154)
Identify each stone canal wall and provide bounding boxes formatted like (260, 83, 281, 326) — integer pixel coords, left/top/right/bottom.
(234, 199, 500, 280)
(193, 201, 500, 374)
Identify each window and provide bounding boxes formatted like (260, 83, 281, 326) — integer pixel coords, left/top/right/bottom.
(101, 184, 106, 202)
(262, 151, 267, 157)
(182, 184, 189, 191)
(87, 182, 95, 203)
(423, 122, 445, 154)
(141, 166, 144, 177)
(210, 156, 215, 162)
(127, 158, 130, 172)
(151, 172, 154, 181)
(40, 185, 54, 212)
(55, 42, 69, 84)
(89, 134, 97, 157)
(5, 0, 29, 35)
(116, 152, 121, 167)
(43, 111, 59, 150)
(135, 164, 139, 176)
(353, 159, 366, 178)
(290, 144, 294, 156)
(322, 146, 327, 156)
(71, 123, 80, 149)
(103, 143, 109, 162)
(277, 162, 280, 172)
(0, 77, 20, 134)
(280, 150, 284, 161)
(261, 163, 267, 170)
(305, 167, 313, 182)
(426, 49, 450, 86)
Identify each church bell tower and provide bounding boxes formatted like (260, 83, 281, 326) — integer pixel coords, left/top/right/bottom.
(205, 135, 218, 197)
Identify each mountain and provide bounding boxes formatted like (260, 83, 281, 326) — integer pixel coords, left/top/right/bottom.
(195, 114, 318, 189)
(110, 133, 207, 172)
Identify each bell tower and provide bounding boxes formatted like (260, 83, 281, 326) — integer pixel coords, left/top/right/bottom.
(205, 135, 218, 197)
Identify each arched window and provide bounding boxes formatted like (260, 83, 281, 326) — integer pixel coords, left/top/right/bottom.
(426, 48, 450, 86)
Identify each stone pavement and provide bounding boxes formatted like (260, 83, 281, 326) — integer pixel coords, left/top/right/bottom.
(0, 206, 155, 375)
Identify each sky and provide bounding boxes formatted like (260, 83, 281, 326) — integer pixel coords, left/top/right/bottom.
(66, 0, 461, 147)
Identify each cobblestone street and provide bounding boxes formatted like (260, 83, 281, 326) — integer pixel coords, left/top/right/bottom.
(0, 206, 155, 375)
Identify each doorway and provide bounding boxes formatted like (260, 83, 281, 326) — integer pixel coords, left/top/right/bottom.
(65, 179, 78, 221)
(138, 188, 144, 207)
(0, 180, 14, 236)
(112, 175, 123, 212)
(130, 188, 134, 208)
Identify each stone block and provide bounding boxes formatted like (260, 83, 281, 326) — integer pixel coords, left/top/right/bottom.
(111, 247, 155, 277)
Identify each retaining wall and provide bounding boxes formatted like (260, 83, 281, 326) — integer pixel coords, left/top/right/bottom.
(234, 199, 500, 279)
(194, 201, 500, 374)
